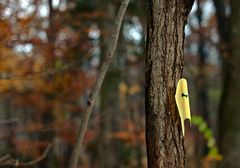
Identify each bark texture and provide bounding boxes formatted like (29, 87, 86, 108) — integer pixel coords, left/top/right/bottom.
(217, 0, 240, 167)
(145, 0, 194, 167)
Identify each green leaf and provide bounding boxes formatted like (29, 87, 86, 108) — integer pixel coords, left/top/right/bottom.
(192, 115, 203, 125)
(207, 137, 216, 148)
(203, 129, 213, 139)
(208, 147, 219, 157)
(199, 122, 207, 132)
(55, 60, 64, 70)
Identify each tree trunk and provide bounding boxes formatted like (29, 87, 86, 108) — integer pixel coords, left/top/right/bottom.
(96, 2, 121, 167)
(145, 0, 194, 167)
(217, 0, 240, 167)
(195, 1, 209, 164)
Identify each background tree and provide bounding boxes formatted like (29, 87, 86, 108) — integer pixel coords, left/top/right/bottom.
(213, 0, 240, 167)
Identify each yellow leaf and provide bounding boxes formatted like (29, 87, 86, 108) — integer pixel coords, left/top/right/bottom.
(119, 82, 128, 94)
(129, 84, 141, 95)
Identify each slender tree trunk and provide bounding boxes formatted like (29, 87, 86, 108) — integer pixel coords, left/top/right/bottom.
(68, 1, 129, 167)
(38, 1, 56, 167)
(97, 3, 116, 167)
(98, 69, 122, 168)
(145, 0, 194, 167)
(196, 0, 209, 127)
(96, 2, 127, 167)
(217, 0, 240, 167)
(195, 1, 208, 165)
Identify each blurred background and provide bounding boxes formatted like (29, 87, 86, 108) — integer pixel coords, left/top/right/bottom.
(0, 0, 237, 167)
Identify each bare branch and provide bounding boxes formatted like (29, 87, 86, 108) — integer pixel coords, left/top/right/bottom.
(68, 0, 130, 168)
(0, 144, 52, 167)
(0, 155, 11, 163)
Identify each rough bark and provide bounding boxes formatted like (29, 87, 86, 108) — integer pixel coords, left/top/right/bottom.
(217, 0, 240, 167)
(145, 0, 194, 167)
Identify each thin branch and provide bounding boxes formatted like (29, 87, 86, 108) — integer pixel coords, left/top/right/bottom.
(0, 155, 11, 163)
(68, 0, 130, 168)
(0, 144, 52, 167)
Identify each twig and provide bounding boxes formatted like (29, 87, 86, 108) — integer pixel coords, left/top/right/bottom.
(0, 144, 52, 167)
(0, 155, 11, 163)
(68, 0, 130, 168)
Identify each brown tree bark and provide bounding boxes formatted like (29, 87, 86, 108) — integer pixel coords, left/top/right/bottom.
(145, 0, 194, 167)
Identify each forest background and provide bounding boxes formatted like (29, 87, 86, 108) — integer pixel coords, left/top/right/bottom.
(0, 0, 239, 167)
